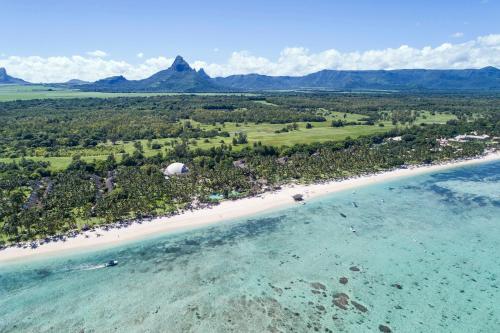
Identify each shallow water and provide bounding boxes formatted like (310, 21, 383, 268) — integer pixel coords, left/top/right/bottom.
(1, 162, 499, 332)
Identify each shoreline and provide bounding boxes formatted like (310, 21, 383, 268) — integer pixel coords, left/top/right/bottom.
(1, 151, 499, 264)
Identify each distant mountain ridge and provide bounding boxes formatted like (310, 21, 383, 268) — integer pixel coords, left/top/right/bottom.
(80, 57, 500, 92)
(2, 57, 500, 91)
(0, 68, 29, 85)
(214, 66, 500, 91)
(81, 56, 223, 92)
(64, 79, 90, 85)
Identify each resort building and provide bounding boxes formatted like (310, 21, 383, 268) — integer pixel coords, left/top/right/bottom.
(452, 134, 490, 142)
(163, 162, 189, 177)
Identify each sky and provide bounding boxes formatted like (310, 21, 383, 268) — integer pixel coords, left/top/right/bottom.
(1, 0, 499, 82)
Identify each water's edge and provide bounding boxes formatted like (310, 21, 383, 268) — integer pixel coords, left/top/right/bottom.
(1, 160, 499, 333)
(2, 153, 499, 265)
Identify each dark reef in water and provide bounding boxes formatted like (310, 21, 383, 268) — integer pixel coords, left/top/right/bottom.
(2, 161, 499, 332)
(333, 293, 350, 310)
(351, 300, 368, 313)
(379, 324, 392, 332)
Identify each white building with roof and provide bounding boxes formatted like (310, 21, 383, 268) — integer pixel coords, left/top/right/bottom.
(163, 162, 189, 177)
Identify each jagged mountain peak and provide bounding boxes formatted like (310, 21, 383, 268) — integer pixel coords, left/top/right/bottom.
(0, 67, 29, 84)
(169, 55, 193, 72)
(81, 55, 222, 92)
(80, 58, 500, 92)
(197, 68, 210, 79)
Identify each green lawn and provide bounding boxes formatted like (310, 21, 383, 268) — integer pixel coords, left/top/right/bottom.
(0, 155, 109, 170)
(195, 111, 454, 146)
(0, 85, 256, 102)
(0, 110, 455, 171)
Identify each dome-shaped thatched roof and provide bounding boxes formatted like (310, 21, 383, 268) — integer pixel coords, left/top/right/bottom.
(163, 162, 189, 176)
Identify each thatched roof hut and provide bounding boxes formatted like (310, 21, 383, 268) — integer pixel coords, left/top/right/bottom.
(163, 162, 189, 177)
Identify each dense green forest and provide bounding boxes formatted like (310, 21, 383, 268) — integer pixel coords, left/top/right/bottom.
(0, 93, 499, 246)
(1, 93, 496, 155)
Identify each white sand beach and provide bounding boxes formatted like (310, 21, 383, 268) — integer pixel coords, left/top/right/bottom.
(1, 152, 498, 263)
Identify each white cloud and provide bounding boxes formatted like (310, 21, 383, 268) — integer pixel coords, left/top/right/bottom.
(1, 34, 499, 82)
(196, 34, 500, 77)
(0, 55, 174, 83)
(451, 32, 464, 38)
(137, 52, 144, 58)
(87, 50, 108, 58)
(477, 34, 500, 46)
(199, 34, 500, 77)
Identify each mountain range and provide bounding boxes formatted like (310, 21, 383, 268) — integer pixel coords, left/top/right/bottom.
(214, 66, 500, 91)
(2, 56, 500, 91)
(81, 56, 222, 92)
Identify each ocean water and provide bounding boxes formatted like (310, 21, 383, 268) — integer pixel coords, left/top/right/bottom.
(1, 162, 499, 333)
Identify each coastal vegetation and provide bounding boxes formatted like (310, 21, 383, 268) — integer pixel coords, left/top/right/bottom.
(0, 92, 499, 245)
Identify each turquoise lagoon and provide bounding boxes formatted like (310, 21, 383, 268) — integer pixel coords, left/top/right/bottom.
(1, 161, 499, 332)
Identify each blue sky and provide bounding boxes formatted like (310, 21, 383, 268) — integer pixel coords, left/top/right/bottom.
(2, 0, 498, 62)
(1, 0, 499, 82)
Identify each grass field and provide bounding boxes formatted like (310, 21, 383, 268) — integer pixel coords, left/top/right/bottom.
(0, 87, 457, 171)
(0, 110, 455, 170)
(0, 85, 255, 101)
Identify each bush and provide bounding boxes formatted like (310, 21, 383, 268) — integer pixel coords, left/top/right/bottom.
(402, 134, 416, 142)
(331, 120, 344, 127)
(233, 132, 248, 145)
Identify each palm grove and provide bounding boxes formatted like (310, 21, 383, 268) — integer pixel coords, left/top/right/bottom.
(0, 93, 499, 245)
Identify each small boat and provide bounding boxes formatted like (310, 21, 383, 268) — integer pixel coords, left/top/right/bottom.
(352, 202, 358, 208)
(350, 225, 357, 233)
(105, 260, 118, 267)
(340, 213, 347, 218)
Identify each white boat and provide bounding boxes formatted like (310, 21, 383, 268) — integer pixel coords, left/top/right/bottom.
(105, 260, 118, 267)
